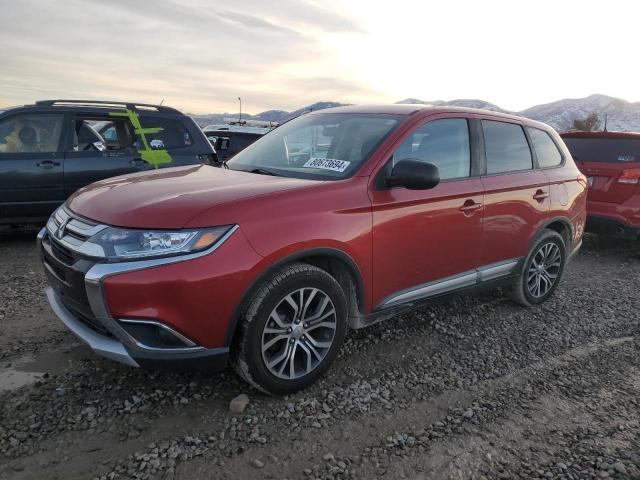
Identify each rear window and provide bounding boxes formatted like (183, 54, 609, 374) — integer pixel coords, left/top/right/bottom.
(482, 120, 533, 174)
(528, 128, 563, 168)
(562, 137, 640, 163)
(139, 117, 193, 149)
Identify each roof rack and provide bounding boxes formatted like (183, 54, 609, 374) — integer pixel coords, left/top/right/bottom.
(34, 100, 181, 114)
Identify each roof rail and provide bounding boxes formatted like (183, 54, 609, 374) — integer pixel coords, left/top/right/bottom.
(34, 100, 181, 114)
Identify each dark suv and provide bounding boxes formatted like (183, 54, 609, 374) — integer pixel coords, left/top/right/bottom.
(0, 100, 216, 225)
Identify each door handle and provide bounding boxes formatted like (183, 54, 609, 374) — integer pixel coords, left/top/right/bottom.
(459, 199, 482, 216)
(37, 160, 60, 169)
(533, 190, 549, 202)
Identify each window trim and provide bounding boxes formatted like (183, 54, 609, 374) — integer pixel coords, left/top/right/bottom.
(480, 118, 535, 177)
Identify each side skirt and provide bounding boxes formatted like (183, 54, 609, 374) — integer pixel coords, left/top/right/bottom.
(350, 259, 522, 330)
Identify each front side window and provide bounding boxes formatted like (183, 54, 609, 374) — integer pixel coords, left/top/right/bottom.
(139, 117, 193, 150)
(528, 128, 562, 168)
(228, 113, 402, 180)
(0, 114, 64, 154)
(483, 120, 532, 174)
(390, 118, 471, 180)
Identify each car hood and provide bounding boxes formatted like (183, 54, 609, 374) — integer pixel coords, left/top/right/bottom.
(67, 165, 319, 228)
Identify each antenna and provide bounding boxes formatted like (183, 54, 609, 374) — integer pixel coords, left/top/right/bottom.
(603, 113, 608, 132)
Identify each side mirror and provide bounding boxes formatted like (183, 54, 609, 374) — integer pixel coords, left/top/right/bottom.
(387, 159, 440, 190)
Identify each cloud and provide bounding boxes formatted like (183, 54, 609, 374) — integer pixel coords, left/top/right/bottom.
(0, 0, 367, 113)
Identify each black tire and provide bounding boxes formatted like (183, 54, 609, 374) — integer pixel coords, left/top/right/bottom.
(231, 263, 347, 395)
(510, 229, 566, 307)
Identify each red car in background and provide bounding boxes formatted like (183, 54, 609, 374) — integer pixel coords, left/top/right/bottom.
(39, 105, 586, 394)
(561, 131, 640, 238)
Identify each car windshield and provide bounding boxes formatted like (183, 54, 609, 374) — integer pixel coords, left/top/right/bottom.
(563, 137, 640, 163)
(228, 113, 403, 180)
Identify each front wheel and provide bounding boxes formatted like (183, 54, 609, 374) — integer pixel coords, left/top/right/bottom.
(510, 229, 566, 306)
(231, 263, 347, 394)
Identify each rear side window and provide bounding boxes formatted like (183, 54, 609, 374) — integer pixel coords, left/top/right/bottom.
(528, 128, 563, 168)
(139, 117, 193, 149)
(482, 120, 532, 174)
(391, 118, 470, 180)
(562, 137, 640, 163)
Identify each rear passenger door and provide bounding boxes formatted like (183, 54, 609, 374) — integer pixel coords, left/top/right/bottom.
(479, 119, 550, 265)
(527, 127, 570, 226)
(64, 112, 151, 196)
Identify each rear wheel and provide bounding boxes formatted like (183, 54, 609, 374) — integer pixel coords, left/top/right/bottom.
(231, 263, 347, 394)
(510, 229, 566, 306)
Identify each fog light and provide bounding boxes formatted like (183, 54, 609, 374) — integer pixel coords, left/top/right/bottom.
(118, 319, 197, 349)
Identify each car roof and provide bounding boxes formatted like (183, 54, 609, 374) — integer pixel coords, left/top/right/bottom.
(560, 130, 640, 140)
(313, 104, 551, 128)
(0, 100, 184, 116)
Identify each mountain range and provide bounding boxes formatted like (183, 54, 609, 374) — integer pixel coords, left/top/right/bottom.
(191, 94, 640, 132)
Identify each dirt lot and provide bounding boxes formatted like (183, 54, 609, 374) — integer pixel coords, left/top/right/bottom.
(0, 226, 639, 480)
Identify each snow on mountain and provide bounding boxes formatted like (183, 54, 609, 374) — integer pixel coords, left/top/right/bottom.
(192, 95, 640, 132)
(519, 94, 640, 132)
(396, 98, 507, 113)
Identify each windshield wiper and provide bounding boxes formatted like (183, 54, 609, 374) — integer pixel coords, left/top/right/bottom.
(249, 167, 281, 177)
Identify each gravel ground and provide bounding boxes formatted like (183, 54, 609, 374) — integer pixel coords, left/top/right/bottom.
(0, 226, 639, 480)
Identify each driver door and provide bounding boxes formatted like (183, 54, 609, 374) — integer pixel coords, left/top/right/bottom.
(369, 115, 484, 309)
(63, 112, 152, 196)
(0, 112, 66, 222)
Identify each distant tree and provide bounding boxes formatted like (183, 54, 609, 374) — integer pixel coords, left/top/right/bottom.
(570, 113, 601, 132)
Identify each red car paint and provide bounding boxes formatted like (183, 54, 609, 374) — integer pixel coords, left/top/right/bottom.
(51, 105, 586, 364)
(560, 131, 640, 237)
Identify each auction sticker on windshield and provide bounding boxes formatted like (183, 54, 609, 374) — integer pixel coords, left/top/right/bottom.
(303, 158, 351, 172)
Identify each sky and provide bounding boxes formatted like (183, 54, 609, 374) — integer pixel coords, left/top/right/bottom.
(1, 0, 639, 114)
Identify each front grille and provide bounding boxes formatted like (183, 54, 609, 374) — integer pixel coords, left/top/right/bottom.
(44, 255, 67, 281)
(41, 208, 116, 341)
(46, 207, 107, 259)
(49, 239, 74, 266)
(66, 303, 114, 338)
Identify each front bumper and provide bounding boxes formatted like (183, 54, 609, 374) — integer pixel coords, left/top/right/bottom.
(38, 224, 230, 371)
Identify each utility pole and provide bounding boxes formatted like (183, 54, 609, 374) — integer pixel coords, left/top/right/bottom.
(603, 113, 608, 132)
(238, 97, 242, 123)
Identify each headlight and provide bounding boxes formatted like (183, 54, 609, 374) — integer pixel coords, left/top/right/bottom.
(84, 225, 235, 261)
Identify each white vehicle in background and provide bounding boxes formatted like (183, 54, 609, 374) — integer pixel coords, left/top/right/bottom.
(202, 119, 277, 162)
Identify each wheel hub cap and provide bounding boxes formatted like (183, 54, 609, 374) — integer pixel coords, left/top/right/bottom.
(526, 242, 562, 298)
(261, 287, 337, 380)
(291, 324, 304, 340)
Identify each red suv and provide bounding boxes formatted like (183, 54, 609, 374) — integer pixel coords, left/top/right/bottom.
(39, 105, 587, 394)
(560, 131, 640, 238)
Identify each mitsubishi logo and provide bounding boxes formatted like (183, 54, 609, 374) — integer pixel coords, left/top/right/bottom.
(56, 218, 69, 239)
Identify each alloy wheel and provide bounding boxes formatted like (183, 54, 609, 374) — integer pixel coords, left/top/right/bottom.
(261, 287, 337, 380)
(527, 242, 562, 298)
